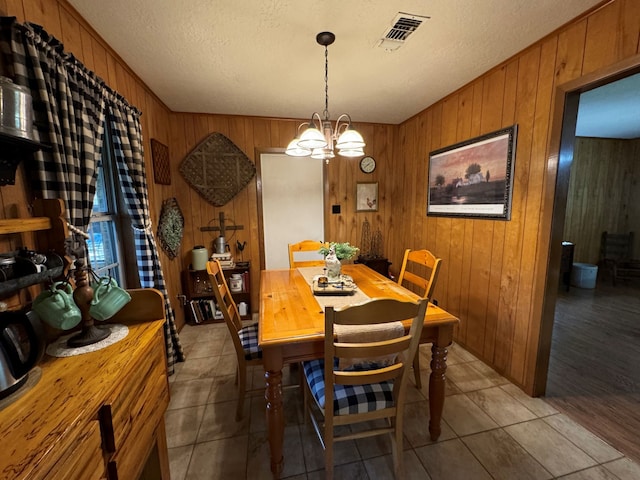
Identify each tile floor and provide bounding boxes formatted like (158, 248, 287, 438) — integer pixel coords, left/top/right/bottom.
(166, 322, 640, 479)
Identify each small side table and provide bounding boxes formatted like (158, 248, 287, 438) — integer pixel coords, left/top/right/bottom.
(354, 256, 392, 278)
(560, 242, 574, 291)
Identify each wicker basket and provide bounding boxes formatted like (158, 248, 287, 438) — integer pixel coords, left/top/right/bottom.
(179, 133, 256, 206)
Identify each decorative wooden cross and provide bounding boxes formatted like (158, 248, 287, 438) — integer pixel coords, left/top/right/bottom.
(200, 211, 243, 236)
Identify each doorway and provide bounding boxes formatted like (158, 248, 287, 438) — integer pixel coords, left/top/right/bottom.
(541, 69, 640, 462)
(257, 152, 325, 269)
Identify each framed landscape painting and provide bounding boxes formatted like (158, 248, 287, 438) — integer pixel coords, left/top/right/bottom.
(427, 125, 517, 220)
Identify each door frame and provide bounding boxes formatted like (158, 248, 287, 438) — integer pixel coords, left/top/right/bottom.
(532, 53, 640, 396)
(254, 147, 329, 271)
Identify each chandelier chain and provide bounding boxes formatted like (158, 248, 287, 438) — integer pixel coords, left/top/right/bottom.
(323, 45, 329, 120)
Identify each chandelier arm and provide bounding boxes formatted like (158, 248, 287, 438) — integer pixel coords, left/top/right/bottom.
(309, 112, 323, 130)
(296, 121, 310, 135)
(335, 113, 353, 135)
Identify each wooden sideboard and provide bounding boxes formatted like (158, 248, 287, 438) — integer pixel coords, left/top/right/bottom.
(0, 288, 171, 480)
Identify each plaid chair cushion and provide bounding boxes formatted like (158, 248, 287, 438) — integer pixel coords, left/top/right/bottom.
(303, 359, 394, 415)
(239, 323, 262, 360)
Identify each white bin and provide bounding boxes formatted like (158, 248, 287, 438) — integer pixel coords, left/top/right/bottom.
(571, 262, 598, 289)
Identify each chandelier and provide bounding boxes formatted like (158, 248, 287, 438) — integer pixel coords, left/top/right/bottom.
(285, 32, 366, 163)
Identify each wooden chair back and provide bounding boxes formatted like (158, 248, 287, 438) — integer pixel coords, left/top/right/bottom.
(206, 260, 243, 349)
(310, 297, 428, 478)
(601, 231, 634, 262)
(288, 239, 327, 268)
(397, 248, 442, 301)
(325, 298, 427, 404)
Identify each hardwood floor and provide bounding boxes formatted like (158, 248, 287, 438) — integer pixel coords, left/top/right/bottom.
(545, 277, 640, 463)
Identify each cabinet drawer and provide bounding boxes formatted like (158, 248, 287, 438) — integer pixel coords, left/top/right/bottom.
(47, 420, 106, 480)
(99, 329, 169, 479)
(100, 329, 167, 452)
(107, 371, 170, 479)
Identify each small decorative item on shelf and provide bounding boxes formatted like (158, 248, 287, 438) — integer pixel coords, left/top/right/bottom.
(318, 242, 359, 281)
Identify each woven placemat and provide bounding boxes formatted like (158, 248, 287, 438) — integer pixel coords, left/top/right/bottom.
(179, 133, 256, 206)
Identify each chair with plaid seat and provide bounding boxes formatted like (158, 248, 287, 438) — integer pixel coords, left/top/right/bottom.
(207, 259, 262, 420)
(302, 297, 428, 479)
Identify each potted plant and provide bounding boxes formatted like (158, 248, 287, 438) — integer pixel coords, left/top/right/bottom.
(319, 242, 359, 261)
(319, 242, 359, 280)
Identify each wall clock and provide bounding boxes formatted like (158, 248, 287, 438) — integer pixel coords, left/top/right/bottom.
(359, 156, 376, 174)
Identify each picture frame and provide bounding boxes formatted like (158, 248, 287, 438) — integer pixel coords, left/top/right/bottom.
(356, 182, 379, 212)
(427, 125, 517, 220)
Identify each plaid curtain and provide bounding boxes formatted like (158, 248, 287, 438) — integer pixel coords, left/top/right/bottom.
(1, 18, 104, 233)
(0, 17, 184, 373)
(107, 104, 184, 372)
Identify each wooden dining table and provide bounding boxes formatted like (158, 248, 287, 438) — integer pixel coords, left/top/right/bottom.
(259, 264, 459, 478)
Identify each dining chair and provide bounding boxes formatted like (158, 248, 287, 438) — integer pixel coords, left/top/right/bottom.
(600, 231, 640, 285)
(288, 239, 327, 268)
(397, 248, 442, 389)
(302, 297, 428, 479)
(206, 259, 262, 420)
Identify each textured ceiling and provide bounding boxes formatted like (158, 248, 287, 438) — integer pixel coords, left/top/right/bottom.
(67, 0, 604, 125)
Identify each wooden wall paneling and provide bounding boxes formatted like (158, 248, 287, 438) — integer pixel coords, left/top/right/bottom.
(376, 122, 395, 257)
(387, 122, 406, 271)
(90, 36, 109, 82)
(78, 25, 94, 72)
(420, 112, 436, 262)
(473, 70, 508, 350)
(58, 4, 82, 60)
(620, 0, 640, 57)
(464, 69, 505, 355)
(239, 118, 259, 312)
(502, 47, 542, 383)
(400, 118, 418, 256)
(493, 48, 539, 375)
(438, 94, 459, 310)
(105, 51, 118, 92)
(556, 20, 588, 85)
(248, 117, 272, 307)
(191, 114, 213, 252)
(182, 115, 200, 266)
(455, 82, 485, 338)
(517, 37, 559, 385)
(1, 1, 25, 19)
(485, 62, 518, 361)
(23, 0, 62, 40)
(564, 138, 637, 264)
(582, 1, 621, 75)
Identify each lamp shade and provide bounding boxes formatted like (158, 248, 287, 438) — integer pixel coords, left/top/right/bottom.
(285, 138, 311, 157)
(338, 148, 364, 157)
(335, 127, 365, 149)
(311, 147, 335, 160)
(298, 126, 328, 149)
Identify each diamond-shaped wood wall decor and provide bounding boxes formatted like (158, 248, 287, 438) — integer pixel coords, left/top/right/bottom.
(151, 138, 171, 185)
(179, 133, 256, 206)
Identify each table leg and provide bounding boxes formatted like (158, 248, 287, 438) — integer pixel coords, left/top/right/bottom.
(428, 342, 449, 441)
(264, 352, 284, 478)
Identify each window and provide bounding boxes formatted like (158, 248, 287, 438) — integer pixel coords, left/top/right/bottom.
(86, 130, 127, 286)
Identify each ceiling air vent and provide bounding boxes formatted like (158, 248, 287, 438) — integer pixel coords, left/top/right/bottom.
(377, 12, 429, 52)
